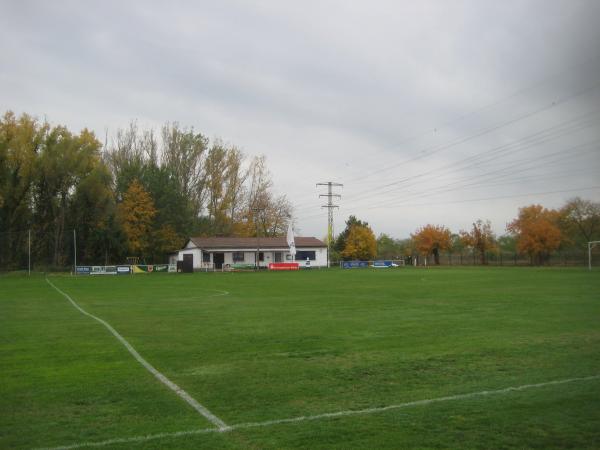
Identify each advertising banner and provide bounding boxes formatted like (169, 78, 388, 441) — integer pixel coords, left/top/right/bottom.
(268, 262, 300, 271)
(117, 265, 131, 275)
(373, 260, 393, 268)
(342, 261, 369, 269)
(77, 264, 175, 275)
(132, 265, 172, 273)
(75, 266, 91, 275)
(90, 266, 117, 275)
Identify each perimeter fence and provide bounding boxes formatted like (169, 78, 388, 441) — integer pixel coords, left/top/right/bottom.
(3, 228, 599, 273)
(381, 250, 598, 267)
(0, 228, 152, 273)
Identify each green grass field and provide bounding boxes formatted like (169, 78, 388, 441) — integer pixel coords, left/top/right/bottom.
(1, 267, 599, 449)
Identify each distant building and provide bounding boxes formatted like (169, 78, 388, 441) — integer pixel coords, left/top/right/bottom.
(173, 236, 328, 270)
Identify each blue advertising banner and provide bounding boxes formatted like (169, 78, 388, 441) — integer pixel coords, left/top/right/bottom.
(373, 260, 393, 267)
(75, 266, 91, 275)
(342, 261, 369, 269)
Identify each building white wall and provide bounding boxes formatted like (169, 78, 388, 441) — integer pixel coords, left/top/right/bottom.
(177, 248, 202, 269)
(177, 246, 328, 269)
(314, 247, 328, 267)
(295, 247, 327, 267)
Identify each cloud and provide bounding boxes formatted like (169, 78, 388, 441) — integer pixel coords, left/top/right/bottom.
(1, 0, 599, 238)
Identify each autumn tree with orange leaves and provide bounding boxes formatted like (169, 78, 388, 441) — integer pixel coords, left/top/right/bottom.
(117, 179, 157, 258)
(411, 224, 452, 265)
(460, 219, 497, 265)
(341, 224, 377, 261)
(507, 204, 562, 265)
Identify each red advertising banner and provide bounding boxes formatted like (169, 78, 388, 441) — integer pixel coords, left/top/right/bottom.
(268, 262, 300, 271)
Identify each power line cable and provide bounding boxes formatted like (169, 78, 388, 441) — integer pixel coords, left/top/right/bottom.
(337, 112, 600, 206)
(292, 81, 600, 211)
(353, 140, 599, 210)
(294, 108, 599, 214)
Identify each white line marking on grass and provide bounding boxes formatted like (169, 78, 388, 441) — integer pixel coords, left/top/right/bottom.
(165, 290, 230, 301)
(229, 374, 600, 430)
(35, 428, 218, 450)
(45, 278, 228, 430)
(210, 289, 229, 297)
(35, 373, 600, 450)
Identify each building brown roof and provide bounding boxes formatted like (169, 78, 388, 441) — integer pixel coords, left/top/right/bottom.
(188, 236, 326, 249)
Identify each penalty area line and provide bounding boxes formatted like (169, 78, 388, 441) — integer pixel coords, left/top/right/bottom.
(45, 277, 228, 430)
(35, 373, 600, 450)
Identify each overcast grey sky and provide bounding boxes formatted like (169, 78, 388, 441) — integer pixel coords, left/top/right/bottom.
(1, 0, 599, 239)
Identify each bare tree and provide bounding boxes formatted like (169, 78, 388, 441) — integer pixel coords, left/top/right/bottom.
(244, 155, 292, 237)
(223, 146, 247, 231)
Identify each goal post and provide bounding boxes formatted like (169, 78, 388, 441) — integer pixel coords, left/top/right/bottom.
(589, 241, 600, 271)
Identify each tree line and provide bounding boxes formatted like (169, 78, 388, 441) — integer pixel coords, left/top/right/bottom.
(0, 111, 292, 269)
(332, 198, 600, 265)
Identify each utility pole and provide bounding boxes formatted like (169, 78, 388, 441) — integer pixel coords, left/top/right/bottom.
(317, 182, 343, 268)
(73, 229, 77, 275)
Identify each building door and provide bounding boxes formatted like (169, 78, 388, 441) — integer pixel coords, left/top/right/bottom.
(182, 254, 194, 273)
(274, 252, 282, 262)
(214, 252, 225, 269)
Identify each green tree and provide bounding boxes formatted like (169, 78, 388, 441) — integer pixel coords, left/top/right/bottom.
(34, 126, 103, 266)
(142, 164, 191, 241)
(377, 233, 403, 259)
(0, 112, 45, 268)
(559, 197, 600, 248)
(152, 224, 184, 262)
(497, 234, 517, 253)
(71, 163, 121, 264)
(160, 122, 208, 217)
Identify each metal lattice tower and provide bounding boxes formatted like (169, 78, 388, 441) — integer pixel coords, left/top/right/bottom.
(317, 182, 343, 266)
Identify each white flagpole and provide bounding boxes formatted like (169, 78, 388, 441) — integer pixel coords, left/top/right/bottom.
(287, 222, 296, 262)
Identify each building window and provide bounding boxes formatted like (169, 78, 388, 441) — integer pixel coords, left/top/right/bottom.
(259, 252, 264, 262)
(296, 250, 316, 261)
(202, 252, 211, 263)
(233, 251, 245, 262)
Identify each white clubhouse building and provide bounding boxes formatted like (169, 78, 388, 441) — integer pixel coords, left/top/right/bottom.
(174, 236, 328, 270)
